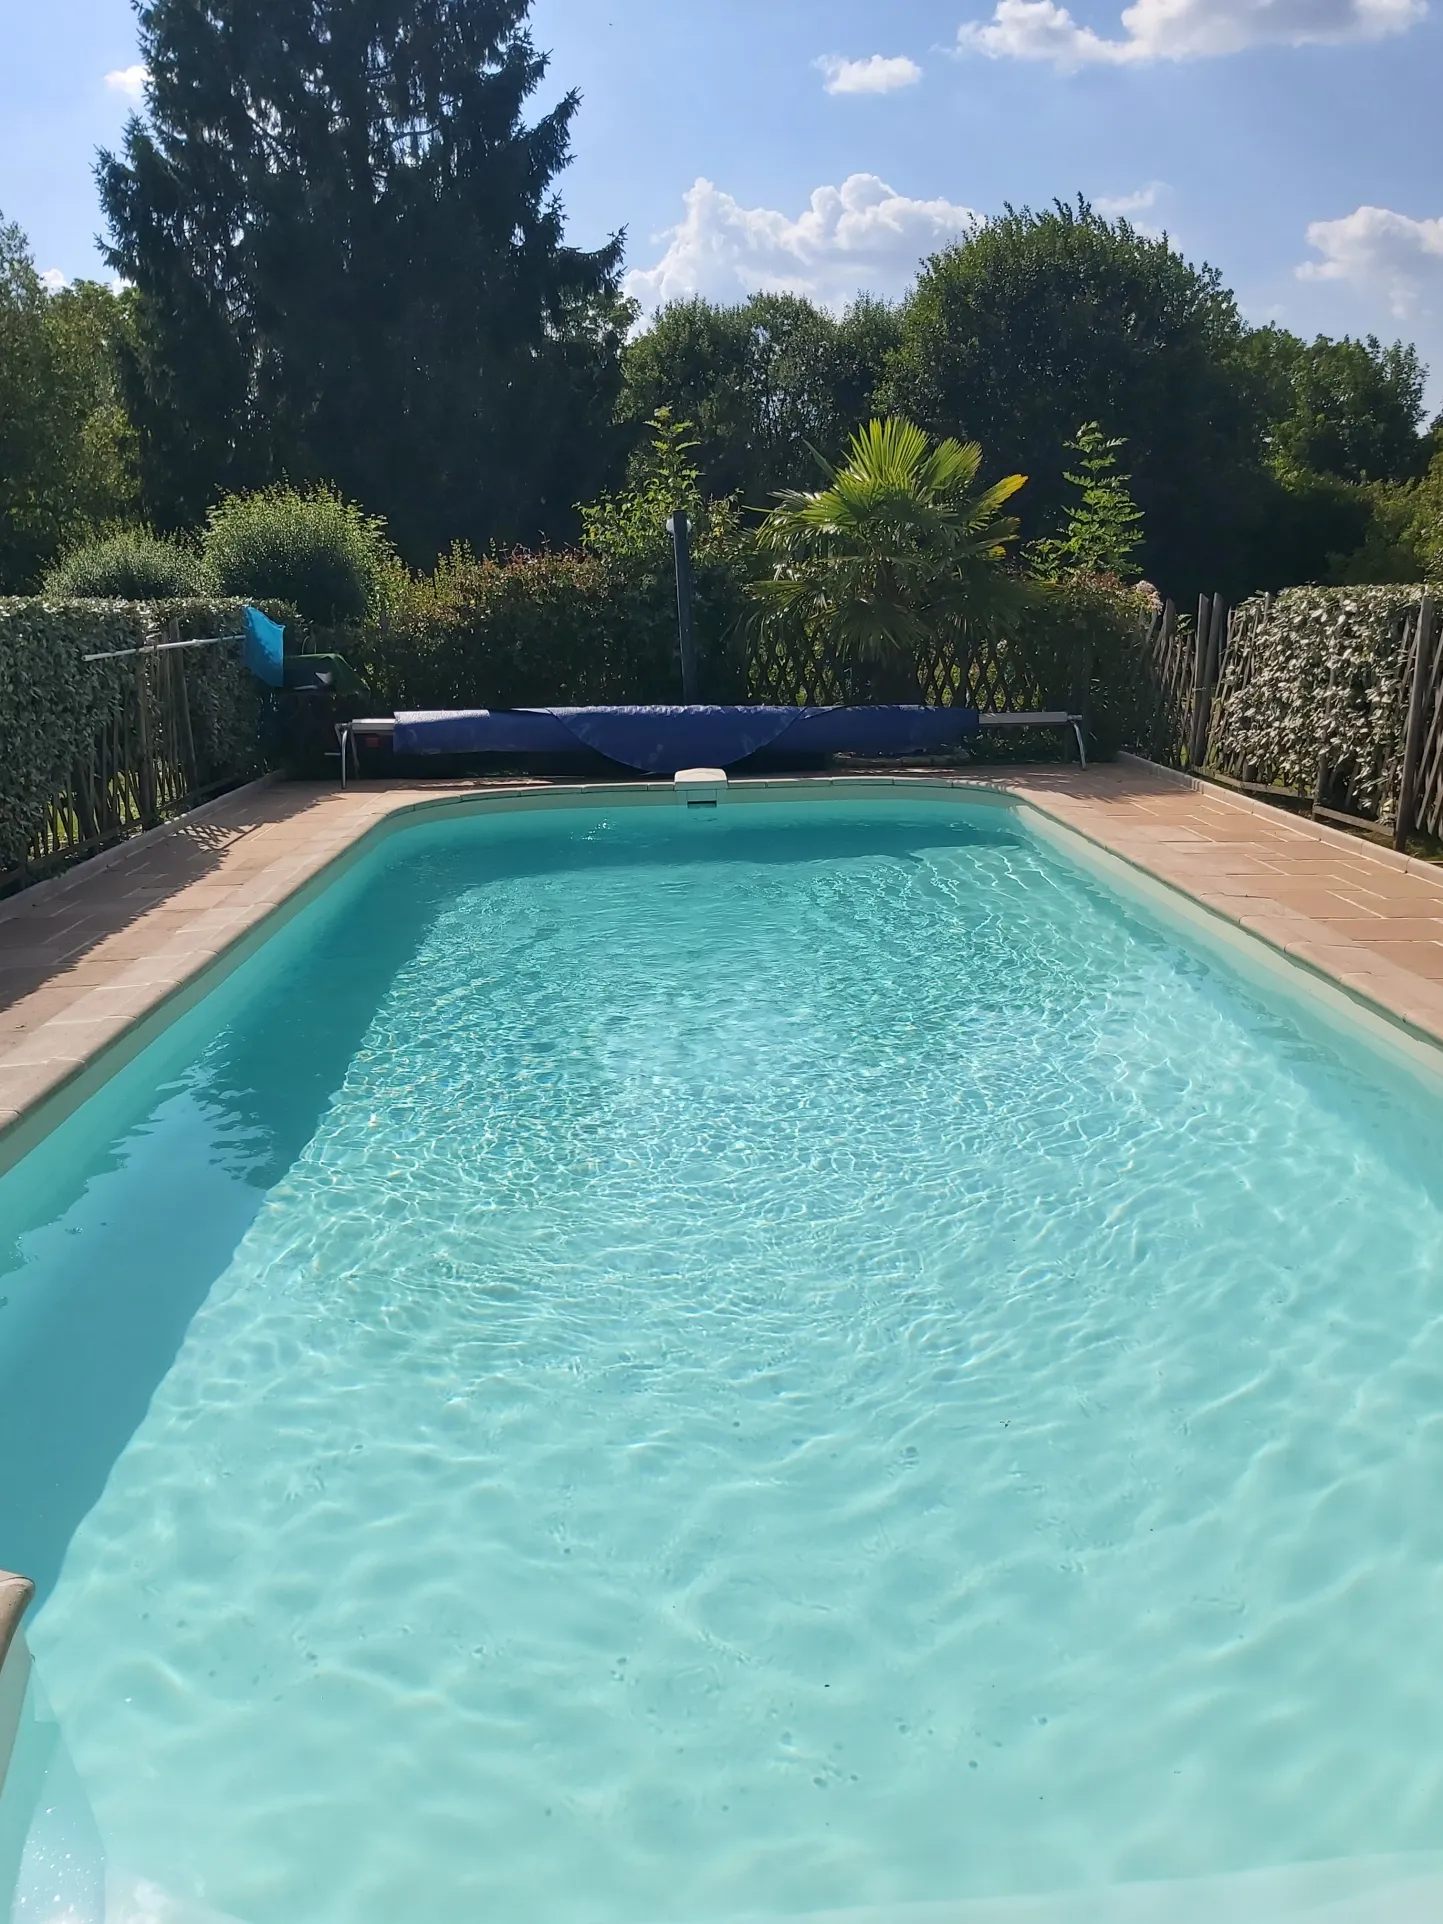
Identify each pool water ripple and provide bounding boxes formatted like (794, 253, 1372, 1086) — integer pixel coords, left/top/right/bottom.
(7, 801, 1443, 1923)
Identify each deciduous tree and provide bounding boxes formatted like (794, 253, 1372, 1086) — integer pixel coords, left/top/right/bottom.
(620, 293, 900, 508)
(881, 200, 1262, 602)
(0, 219, 138, 589)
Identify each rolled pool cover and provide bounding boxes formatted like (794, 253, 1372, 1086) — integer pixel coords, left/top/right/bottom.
(390, 705, 981, 775)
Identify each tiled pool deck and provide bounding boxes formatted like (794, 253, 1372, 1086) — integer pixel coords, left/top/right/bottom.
(5, 758, 1443, 1146)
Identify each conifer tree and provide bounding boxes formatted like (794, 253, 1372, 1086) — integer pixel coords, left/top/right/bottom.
(99, 0, 626, 561)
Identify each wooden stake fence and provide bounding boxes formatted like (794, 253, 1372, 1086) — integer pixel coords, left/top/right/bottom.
(5, 621, 260, 896)
(1146, 585, 1443, 846)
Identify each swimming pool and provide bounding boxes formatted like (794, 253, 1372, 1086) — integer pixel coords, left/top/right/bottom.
(3, 788, 1443, 1923)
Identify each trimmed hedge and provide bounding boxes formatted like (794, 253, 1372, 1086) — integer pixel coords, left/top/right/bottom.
(0, 597, 270, 878)
(352, 544, 750, 711)
(348, 543, 1152, 753)
(1019, 575, 1161, 757)
(1, 564, 1151, 885)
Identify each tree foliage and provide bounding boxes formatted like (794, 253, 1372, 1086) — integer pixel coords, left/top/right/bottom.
(99, 0, 628, 562)
(1240, 328, 1428, 485)
(368, 407, 751, 705)
(620, 207, 1433, 602)
(879, 199, 1261, 603)
(1407, 453, 1443, 578)
(581, 409, 741, 572)
(0, 219, 139, 590)
(620, 294, 900, 507)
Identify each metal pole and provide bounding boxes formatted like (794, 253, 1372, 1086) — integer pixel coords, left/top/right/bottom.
(667, 510, 699, 703)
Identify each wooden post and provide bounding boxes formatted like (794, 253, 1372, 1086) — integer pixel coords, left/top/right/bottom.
(170, 617, 200, 801)
(133, 644, 158, 828)
(1313, 653, 1338, 812)
(1195, 595, 1225, 766)
(1393, 594, 1436, 851)
(71, 757, 99, 848)
(1188, 593, 1211, 764)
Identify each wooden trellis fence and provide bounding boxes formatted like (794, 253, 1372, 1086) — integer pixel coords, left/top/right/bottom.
(746, 620, 1087, 715)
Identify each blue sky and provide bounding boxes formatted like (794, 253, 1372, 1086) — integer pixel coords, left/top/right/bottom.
(5, 0, 1441, 407)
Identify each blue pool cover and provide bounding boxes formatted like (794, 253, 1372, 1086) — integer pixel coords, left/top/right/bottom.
(391, 705, 981, 775)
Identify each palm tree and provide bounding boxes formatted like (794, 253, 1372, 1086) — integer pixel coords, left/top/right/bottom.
(750, 416, 1026, 700)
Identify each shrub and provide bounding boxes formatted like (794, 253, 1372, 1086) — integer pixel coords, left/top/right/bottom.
(43, 526, 211, 599)
(361, 540, 748, 712)
(1012, 574, 1159, 756)
(203, 485, 401, 625)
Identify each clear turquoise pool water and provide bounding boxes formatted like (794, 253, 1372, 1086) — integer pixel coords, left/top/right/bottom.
(5, 795, 1443, 1924)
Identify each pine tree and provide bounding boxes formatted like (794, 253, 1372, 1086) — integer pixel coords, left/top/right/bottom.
(98, 0, 627, 562)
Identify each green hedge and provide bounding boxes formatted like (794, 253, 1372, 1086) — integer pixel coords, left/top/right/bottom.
(348, 545, 1151, 755)
(1017, 575, 1161, 757)
(351, 545, 749, 711)
(0, 597, 270, 879)
(1, 568, 1152, 885)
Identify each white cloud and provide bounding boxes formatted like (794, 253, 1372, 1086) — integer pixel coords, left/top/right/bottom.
(39, 268, 70, 293)
(1091, 182, 1168, 235)
(815, 53, 924, 94)
(104, 63, 149, 99)
(1298, 205, 1443, 319)
(625, 175, 978, 312)
(954, 0, 1425, 68)
(1094, 184, 1161, 217)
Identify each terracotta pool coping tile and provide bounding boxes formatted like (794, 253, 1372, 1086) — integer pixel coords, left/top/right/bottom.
(1345, 942, 1443, 978)
(1307, 917, 1443, 942)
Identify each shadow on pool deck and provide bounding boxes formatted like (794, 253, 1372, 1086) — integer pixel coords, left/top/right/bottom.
(0, 785, 336, 1017)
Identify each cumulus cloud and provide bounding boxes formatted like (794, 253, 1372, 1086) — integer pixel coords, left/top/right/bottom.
(625, 175, 978, 312)
(1091, 182, 1168, 234)
(954, 0, 1425, 68)
(39, 268, 69, 293)
(1298, 205, 1443, 318)
(1095, 184, 1161, 217)
(815, 53, 924, 94)
(104, 63, 149, 99)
